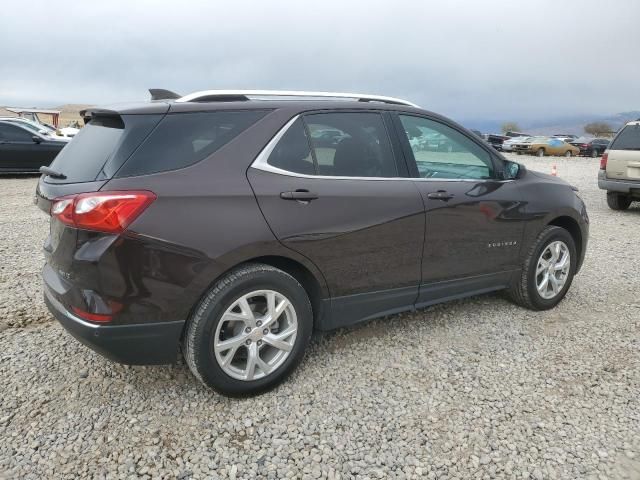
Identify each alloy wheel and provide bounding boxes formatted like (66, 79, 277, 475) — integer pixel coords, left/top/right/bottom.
(535, 241, 571, 299)
(213, 290, 298, 381)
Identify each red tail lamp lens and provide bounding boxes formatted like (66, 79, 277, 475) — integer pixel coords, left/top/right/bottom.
(71, 306, 113, 323)
(51, 191, 156, 233)
(600, 153, 608, 170)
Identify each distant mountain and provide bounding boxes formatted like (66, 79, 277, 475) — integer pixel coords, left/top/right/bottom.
(462, 111, 640, 136)
(524, 111, 640, 136)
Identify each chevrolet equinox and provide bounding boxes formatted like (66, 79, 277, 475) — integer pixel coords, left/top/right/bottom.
(36, 90, 589, 396)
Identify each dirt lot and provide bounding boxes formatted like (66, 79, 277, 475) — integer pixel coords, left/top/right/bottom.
(1, 154, 639, 479)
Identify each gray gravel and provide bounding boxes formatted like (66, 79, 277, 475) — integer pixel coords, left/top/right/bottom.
(1, 156, 639, 479)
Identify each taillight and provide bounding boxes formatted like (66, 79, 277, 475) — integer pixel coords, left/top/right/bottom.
(582, 144, 588, 147)
(50, 191, 156, 233)
(71, 306, 113, 323)
(600, 152, 608, 170)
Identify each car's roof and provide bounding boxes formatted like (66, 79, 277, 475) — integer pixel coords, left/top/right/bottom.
(90, 99, 429, 115)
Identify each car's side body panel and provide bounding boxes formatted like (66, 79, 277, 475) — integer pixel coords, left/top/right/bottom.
(36, 99, 590, 365)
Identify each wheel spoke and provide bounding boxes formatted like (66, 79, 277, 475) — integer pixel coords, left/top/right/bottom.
(222, 311, 251, 323)
(549, 274, 560, 294)
(255, 351, 273, 376)
(244, 343, 258, 380)
(263, 325, 297, 352)
(554, 251, 569, 271)
(263, 295, 291, 328)
(215, 334, 247, 354)
(237, 297, 256, 327)
(536, 259, 549, 276)
(215, 334, 247, 367)
(538, 273, 549, 293)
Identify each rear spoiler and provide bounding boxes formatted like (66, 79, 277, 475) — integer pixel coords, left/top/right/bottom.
(79, 108, 121, 125)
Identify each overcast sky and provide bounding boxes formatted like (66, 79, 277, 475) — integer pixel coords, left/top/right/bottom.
(1, 0, 639, 124)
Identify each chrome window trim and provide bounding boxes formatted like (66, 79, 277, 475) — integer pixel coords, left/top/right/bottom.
(250, 115, 509, 183)
(177, 90, 419, 107)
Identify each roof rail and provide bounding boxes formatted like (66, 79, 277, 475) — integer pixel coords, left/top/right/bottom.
(175, 90, 419, 107)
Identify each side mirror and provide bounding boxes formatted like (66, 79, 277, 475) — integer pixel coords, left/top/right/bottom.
(32, 135, 42, 144)
(502, 160, 525, 180)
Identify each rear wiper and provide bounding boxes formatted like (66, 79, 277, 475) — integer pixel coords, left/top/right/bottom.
(39, 166, 67, 179)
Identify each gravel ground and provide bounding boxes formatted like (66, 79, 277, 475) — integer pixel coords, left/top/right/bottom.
(1, 155, 639, 479)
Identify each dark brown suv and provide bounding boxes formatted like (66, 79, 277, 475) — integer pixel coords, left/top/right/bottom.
(36, 90, 589, 396)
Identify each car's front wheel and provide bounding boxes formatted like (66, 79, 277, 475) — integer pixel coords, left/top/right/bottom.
(606, 192, 632, 210)
(508, 226, 576, 310)
(564, 150, 573, 157)
(591, 149, 599, 158)
(536, 148, 545, 157)
(183, 264, 313, 396)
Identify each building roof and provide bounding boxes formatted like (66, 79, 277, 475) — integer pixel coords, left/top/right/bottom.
(6, 107, 61, 115)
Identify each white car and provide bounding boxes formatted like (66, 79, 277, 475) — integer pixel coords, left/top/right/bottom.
(58, 126, 80, 138)
(502, 136, 531, 152)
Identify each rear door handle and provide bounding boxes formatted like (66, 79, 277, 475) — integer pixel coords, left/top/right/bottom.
(280, 190, 319, 201)
(427, 190, 454, 201)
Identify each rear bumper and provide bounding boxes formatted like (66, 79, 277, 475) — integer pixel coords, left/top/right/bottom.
(598, 170, 640, 194)
(44, 287, 184, 365)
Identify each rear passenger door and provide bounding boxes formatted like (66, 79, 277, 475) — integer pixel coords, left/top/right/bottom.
(248, 111, 425, 327)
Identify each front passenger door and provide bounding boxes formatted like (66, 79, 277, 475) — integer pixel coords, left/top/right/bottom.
(394, 114, 526, 305)
(0, 123, 42, 171)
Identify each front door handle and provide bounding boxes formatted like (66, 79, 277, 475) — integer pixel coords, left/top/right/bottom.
(280, 190, 319, 201)
(427, 190, 454, 201)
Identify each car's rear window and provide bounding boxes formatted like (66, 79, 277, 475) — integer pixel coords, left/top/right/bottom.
(610, 125, 640, 150)
(46, 114, 162, 184)
(115, 110, 268, 177)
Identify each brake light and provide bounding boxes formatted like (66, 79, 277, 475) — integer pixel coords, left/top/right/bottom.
(600, 152, 608, 170)
(71, 306, 113, 323)
(50, 191, 156, 233)
(582, 144, 588, 148)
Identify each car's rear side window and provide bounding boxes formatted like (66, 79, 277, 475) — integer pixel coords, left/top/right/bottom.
(304, 112, 397, 177)
(266, 118, 315, 175)
(610, 125, 640, 150)
(116, 110, 268, 177)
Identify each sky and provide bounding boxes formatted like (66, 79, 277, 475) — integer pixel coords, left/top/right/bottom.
(1, 0, 639, 126)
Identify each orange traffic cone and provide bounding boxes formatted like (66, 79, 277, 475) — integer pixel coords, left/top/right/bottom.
(551, 164, 557, 176)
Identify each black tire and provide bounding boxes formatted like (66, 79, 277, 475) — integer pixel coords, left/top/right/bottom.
(591, 149, 599, 158)
(564, 150, 572, 157)
(183, 263, 313, 396)
(606, 192, 632, 211)
(507, 226, 577, 311)
(536, 148, 545, 157)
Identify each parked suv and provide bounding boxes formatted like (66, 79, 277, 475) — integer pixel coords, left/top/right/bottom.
(37, 90, 589, 396)
(598, 120, 640, 210)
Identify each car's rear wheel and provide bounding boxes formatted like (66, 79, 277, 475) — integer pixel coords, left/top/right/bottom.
(183, 263, 313, 396)
(591, 149, 599, 158)
(536, 148, 545, 157)
(564, 150, 572, 157)
(507, 226, 576, 310)
(606, 192, 632, 210)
